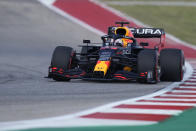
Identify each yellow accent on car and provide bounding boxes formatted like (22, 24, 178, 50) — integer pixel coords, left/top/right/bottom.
(114, 27, 133, 47)
(121, 39, 128, 47)
(94, 61, 110, 75)
(123, 66, 132, 72)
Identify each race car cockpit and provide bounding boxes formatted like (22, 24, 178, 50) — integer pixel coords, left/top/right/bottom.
(101, 34, 137, 48)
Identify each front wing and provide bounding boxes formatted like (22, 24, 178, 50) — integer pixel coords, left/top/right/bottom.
(48, 67, 154, 82)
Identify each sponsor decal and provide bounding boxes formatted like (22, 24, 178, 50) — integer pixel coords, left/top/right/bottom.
(110, 27, 164, 37)
(130, 28, 163, 35)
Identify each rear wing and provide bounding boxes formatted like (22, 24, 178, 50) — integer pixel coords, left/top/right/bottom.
(108, 27, 165, 38)
(130, 28, 165, 38)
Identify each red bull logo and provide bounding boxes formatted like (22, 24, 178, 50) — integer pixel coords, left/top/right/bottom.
(94, 61, 111, 75)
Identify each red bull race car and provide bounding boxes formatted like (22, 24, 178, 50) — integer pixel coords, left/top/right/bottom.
(48, 22, 185, 83)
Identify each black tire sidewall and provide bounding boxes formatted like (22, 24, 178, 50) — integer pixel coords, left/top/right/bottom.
(160, 48, 184, 81)
(137, 49, 158, 83)
(51, 46, 73, 81)
(51, 46, 73, 70)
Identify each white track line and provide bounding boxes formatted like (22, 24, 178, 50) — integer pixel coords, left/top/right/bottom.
(188, 79, 196, 81)
(101, 108, 182, 115)
(172, 90, 196, 93)
(0, 118, 156, 130)
(161, 94, 196, 97)
(39, 0, 56, 5)
(64, 118, 157, 126)
(179, 86, 196, 88)
(182, 83, 196, 85)
(189, 76, 196, 78)
(142, 98, 196, 101)
(187, 79, 196, 81)
(125, 102, 196, 106)
(67, 118, 157, 126)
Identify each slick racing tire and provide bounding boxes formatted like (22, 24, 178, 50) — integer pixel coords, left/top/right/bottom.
(160, 48, 184, 81)
(51, 46, 73, 81)
(137, 49, 158, 84)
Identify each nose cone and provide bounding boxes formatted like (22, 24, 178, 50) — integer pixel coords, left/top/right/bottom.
(94, 61, 111, 75)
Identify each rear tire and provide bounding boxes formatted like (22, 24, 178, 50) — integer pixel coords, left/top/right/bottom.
(51, 46, 73, 81)
(137, 49, 158, 84)
(160, 48, 184, 81)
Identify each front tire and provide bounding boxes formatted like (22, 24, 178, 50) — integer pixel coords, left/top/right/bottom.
(137, 49, 158, 84)
(51, 46, 73, 81)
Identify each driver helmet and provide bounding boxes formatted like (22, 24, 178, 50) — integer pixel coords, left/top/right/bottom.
(114, 27, 134, 47)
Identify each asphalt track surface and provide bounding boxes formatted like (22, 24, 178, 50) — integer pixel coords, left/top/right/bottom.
(0, 0, 171, 122)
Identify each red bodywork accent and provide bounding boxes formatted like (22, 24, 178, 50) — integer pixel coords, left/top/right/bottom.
(69, 51, 74, 69)
(161, 33, 166, 48)
(114, 73, 127, 80)
(111, 47, 117, 50)
(65, 75, 70, 77)
(114, 76, 128, 80)
(114, 74, 122, 76)
(65, 71, 86, 78)
(80, 71, 86, 76)
(52, 67, 57, 72)
(104, 61, 110, 67)
(116, 51, 122, 54)
(96, 61, 101, 64)
(58, 68, 64, 74)
(140, 72, 148, 77)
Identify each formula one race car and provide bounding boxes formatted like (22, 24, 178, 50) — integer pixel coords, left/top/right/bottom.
(48, 22, 185, 83)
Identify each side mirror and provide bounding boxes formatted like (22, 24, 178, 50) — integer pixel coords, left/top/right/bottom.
(83, 40, 91, 43)
(140, 42, 149, 46)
